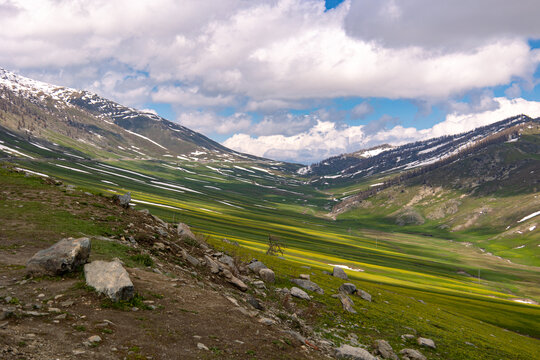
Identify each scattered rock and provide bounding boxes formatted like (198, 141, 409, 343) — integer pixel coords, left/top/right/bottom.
(84, 260, 134, 301)
(299, 274, 310, 280)
(333, 266, 348, 280)
(204, 255, 221, 274)
(197, 343, 209, 351)
(339, 283, 357, 295)
(177, 223, 196, 241)
(401, 334, 415, 341)
(112, 192, 131, 208)
(356, 289, 372, 302)
(26, 237, 91, 276)
(259, 268, 275, 283)
(218, 254, 235, 269)
(373, 339, 398, 360)
(291, 278, 324, 294)
(247, 260, 267, 274)
(399, 348, 426, 360)
(0, 308, 14, 320)
(182, 250, 200, 267)
(417, 337, 436, 349)
(290, 287, 310, 300)
(338, 293, 356, 313)
(54, 313, 67, 320)
(87, 335, 102, 344)
(335, 344, 377, 360)
(252, 280, 266, 289)
(246, 295, 264, 311)
(259, 317, 276, 326)
(227, 276, 248, 292)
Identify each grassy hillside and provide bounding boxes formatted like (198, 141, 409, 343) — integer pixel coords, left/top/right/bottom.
(0, 165, 539, 359)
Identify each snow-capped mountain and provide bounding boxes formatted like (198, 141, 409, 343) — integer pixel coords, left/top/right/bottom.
(0, 68, 254, 162)
(301, 115, 538, 184)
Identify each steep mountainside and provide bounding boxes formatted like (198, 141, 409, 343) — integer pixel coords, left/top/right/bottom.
(301, 115, 536, 185)
(0, 68, 267, 164)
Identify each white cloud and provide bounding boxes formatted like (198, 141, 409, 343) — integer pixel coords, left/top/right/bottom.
(351, 101, 374, 119)
(152, 86, 236, 108)
(1, 0, 538, 106)
(224, 97, 540, 164)
(177, 111, 251, 135)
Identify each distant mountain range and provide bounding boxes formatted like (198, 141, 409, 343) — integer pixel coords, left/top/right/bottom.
(300, 115, 539, 185)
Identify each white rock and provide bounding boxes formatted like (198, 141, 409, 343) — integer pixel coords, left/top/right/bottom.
(290, 287, 310, 300)
(84, 260, 134, 301)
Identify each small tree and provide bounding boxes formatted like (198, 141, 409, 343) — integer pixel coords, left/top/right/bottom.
(266, 234, 284, 256)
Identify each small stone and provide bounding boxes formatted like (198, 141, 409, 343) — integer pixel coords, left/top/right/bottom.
(38, 293, 45, 298)
(258, 317, 275, 326)
(299, 274, 310, 280)
(333, 266, 348, 280)
(339, 283, 357, 295)
(290, 287, 310, 300)
(182, 250, 200, 267)
(48, 307, 61, 313)
(113, 192, 131, 208)
(204, 255, 221, 274)
(335, 344, 377, 360)
(291, 278, 324, 294)
(401, 334, 415, 341)
(4, 296, 12, 303)
(228, 276, 248, 291)
(88, 335, 102, 343)
(373, 339, 398, 360)
(252, 280, 266, 289)
(61, 300, 74, 307)
(417, 337, 436, 349)
(399, 348, 426, 360)
(356, 289, 372, 302)
(259, 268, 275, 283)
(338, 293, 356, 313)
(177, 223, 197, 241)
(72, 349, 86, 355)
(246, 295, 264, 311)
(54, 313, 67, 320)
(197, 342, 209, 351)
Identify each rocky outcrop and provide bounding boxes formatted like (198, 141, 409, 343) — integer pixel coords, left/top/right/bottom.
(26, 237, 91, 276)
(335, 344, 377, 360)
(291, 278, 324, 294)
(84, 260, 134, 301)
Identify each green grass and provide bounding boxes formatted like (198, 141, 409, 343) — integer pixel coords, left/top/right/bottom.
(1, 148, 539, 359)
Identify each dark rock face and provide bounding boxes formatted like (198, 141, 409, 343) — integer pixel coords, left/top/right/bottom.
(26, 237, 91, 276)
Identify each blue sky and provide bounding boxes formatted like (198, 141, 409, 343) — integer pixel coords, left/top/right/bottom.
(2, 0, 540, 164)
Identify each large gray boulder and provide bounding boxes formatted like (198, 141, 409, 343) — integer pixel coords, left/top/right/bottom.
(373, 340, 398, 360)
(335, 344, 377, 360)
(27, 237, 91, 276)
(84, 260, 134, 301)
(291, 278, 324, 294)
(333, 266, 348, 280)
(247, 260, 267, 274)
(339, 283, 357, 295)
(399, 349, 426, 360)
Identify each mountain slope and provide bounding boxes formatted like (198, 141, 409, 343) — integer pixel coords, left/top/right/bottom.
(0, 68, 261, 163)
(301, 115, 536, 185)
